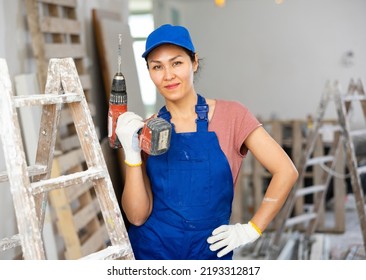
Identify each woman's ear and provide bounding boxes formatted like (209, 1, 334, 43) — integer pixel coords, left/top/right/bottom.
(193, 53, 199, 72)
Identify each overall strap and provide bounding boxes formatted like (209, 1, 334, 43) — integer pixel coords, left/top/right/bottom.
(157, 105, 172, 122)
(157, 94, 209, 132)
(195, 94, 209, 132)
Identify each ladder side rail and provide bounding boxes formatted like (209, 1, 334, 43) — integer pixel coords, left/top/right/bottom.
(304, 137, 342, 238)
(0, 59, 46, 259)
(56, 58, 134, 259)
(31, 61, 63, 227)
(336, 92, 366, 252)
(355, 79, 366, 119)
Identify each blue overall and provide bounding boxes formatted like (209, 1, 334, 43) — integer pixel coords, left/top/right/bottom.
(128, 95, 234, 259)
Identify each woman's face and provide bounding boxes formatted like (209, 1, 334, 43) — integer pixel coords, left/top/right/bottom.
(147, 44, 198, 102)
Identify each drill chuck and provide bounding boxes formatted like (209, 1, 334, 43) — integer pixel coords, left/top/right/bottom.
(110, 73, 127, 104)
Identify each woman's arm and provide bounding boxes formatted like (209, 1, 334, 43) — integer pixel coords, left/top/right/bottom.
(121, 162, 153, 226)
(115, 112, 154, 226)
(244, 126, 299, 231)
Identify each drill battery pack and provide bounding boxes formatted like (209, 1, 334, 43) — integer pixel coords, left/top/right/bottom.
(139, 117, 172, 156)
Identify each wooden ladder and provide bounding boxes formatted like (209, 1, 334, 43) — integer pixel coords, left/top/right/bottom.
(0, 57, 134, 260)
(267, 79, 366, 259)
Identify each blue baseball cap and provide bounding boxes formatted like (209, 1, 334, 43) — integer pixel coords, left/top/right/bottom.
(142, 24, 195, 58)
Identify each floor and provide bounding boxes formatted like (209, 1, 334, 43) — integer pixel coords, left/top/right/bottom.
(233, 194, 366, 260)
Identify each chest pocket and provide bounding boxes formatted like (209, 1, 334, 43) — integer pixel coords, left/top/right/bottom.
(167, 148, 210, 208)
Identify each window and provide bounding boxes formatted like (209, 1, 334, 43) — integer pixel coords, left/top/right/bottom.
(129, 0, 155, 117)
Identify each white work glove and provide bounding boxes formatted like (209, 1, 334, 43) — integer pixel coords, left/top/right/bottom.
(207, 222, 261, 258)
(116, 112, 144, 166)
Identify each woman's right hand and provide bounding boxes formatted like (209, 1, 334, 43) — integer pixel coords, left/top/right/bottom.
(116, 112, 145, 166)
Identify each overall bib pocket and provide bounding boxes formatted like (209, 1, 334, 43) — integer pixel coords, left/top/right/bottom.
(167, 149, 210, 207)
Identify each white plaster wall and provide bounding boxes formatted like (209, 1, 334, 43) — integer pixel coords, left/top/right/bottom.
(152, 0, 366, 122)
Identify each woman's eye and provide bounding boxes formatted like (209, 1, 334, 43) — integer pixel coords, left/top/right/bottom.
(152, 65, 161, 70)
(173, 61, 182, 66)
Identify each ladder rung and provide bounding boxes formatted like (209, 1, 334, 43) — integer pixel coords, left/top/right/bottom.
(342, 95, 366, 102)
(285, 213, 317, 227)
(295, 185, 327, 197)
(31, 167, 105, 195)
(350, 129, 366, 137)
(0, 165, 47, 183)
(0, 234, 21, 251)
(80, 245, 133, 260)
(13, 93, 82, 107)
(358, 165, 366, 175)
(0, 170, 9, 183)
(306, 155, 334, 166)
(318, 124, 342, 134)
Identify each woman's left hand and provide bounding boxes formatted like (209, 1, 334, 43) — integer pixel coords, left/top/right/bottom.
(207, 222, 261, 258)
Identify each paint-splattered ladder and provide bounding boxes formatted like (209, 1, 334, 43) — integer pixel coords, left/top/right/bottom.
(267, 79, 366, 259)
(0, 57, 134, 260)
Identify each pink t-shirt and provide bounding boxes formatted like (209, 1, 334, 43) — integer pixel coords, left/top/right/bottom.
(209, 99, 262, 186)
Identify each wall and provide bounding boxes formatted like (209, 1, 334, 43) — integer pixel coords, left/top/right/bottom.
(152, 0, 366, 122)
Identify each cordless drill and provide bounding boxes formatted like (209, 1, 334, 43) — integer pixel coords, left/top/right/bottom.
(108, 34, 171, 155)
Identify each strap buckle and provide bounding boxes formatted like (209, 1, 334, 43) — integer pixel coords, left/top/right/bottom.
(195, 104, 209, 122)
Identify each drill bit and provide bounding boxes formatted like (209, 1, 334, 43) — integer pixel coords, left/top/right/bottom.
(118, 34, 122, 74)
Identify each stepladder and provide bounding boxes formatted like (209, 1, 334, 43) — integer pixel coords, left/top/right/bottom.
(0, 57, 134, 260)
(267, 79, 366, 260)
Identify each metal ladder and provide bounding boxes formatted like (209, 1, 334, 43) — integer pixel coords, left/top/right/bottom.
(267, 79, 366, 259)
(0, 57, 134, 260)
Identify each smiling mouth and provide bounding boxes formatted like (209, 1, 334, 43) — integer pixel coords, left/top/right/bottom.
(165, 83, 179, 90)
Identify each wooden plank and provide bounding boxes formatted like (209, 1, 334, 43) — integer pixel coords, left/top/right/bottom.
(52, 148, 85, 175)
(305, 155, 334, 166)
(40, 17, 81, 34)
(295, 185, 326, 197)
(66, 181, 94, 203)
(38, 0, 76, 7)
(0, 234, 21, 251)
(31, 167, 105, 195)
(0, 165, 47, 183)
(73, 198, 102, 232)
(44, 43, 86, 59)
(13, 92, 82, 107)
(59, 134, 81, 151)
(80, 226, 109, 257)
(25, 0, 48, 92)
(91, 9, 122, 100)
(285, 213, 317, 227)
(80, 244, 133, 260)
(343, 95, 366, 102)
(59, 103, 96, 128)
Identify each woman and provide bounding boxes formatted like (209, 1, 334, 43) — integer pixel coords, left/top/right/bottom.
(116, 24, 298, 260)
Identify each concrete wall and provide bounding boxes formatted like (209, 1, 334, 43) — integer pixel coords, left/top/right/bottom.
(152, 0, 366, 122)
